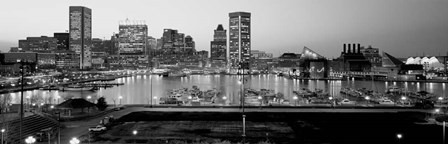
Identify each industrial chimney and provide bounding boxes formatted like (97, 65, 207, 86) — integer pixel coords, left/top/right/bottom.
(343, 44, 346, 53)
(348, 43, 351, 53)
(357, 43, 361, 53)
(352, 43, 356, 54)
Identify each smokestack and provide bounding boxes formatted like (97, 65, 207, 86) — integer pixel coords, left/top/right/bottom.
(348, 43, 351, 53)
(357, 43, 361, 53)
(343, 44, 346, 53)
(352, 44, 356, 54)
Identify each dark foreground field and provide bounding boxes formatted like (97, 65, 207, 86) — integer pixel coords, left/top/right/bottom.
(92, 111, 442, 144)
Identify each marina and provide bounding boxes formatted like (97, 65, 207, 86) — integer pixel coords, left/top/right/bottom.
(1, 74, 446, 107)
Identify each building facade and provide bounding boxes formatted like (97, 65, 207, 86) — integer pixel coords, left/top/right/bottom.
(229, 12, 251, 69)
(69, 6, 92, 69)
(360, 45, 382, 67)
(54, 33, 69, 50)
(118, 20, 147, 55)
(117, 20, 148, 68)
(18, 36, 57, 52)
(210, 24, 227, 67)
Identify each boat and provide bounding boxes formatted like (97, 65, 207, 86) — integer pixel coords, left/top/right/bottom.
(59, 84, 95, 91)
(378, 99, 395, 105)
(169, 72, 187, 77)
(39, 85, 59, 90)
(386, 86, 401, 93)
(340, 99, 356, 105)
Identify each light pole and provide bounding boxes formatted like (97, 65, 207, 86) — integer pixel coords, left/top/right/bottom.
(396, 133, 402, 144)
(24, 136, 36, 144)
(153, 96, 158, 106)
(223, 96, 227, 106)
(55, 111, 60, 144)
(87, 96, 92, 103)
(329, 96, 334, 108)
(69, 137, 79, 144)
(118, 96, 123, 106)
(293, 96, 298, 106)
(365, 96, 370, 107)
(444, 121, 446, 144)
(17, 59, 26, 144)
(438, 97, 443, 108)
(258, 96, 262, 109)
(132, 130, 137, 144)
(1, 129, 5, 144)
(401, 96, 407, 106)
(188, 96, 192, 106)
(150, 75, 153, 107)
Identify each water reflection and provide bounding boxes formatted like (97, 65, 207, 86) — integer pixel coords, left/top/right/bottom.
(1, 74, 448, 105)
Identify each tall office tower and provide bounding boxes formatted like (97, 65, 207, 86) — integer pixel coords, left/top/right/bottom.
(69, 6, 92, 69)
(118, 19, 148, 55)
(210, 24, 227, 66)
(229, 12, 251, 69)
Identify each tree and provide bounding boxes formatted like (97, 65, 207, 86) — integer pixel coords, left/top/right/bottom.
(96, 97, 108, 111)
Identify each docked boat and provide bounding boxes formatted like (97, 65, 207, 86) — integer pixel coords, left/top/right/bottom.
(378, 99, 395, 105)
(40, 85, 59, 91)
(59, 84, 95, 91)
(386, 86, 401, 93)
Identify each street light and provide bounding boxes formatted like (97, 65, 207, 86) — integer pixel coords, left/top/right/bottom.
(400, 96, 407, 106)
(329, 97, 334, 108)
(24, 136, 36, 144)
(118, 96, 123, 106)
(87, 96, 92, 102)
(69, 137, 80, 144)
(258, 96, 262, 109)
(153, 96, 158, 106)
(293, 96, 298, 106)
(17, 59, 26, 144)
(396, 134, 402, 144)
(1, 129, 5, 144)
(188, 96, 192, 106)
(223, 96, 228, 106)
(365, 96, 370, 106)
(132, 130, 138, 144)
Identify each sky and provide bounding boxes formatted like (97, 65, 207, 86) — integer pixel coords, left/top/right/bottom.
(0, 0, 447, 58)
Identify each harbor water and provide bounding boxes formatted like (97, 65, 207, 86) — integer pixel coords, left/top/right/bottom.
(3, 74, 447, 105)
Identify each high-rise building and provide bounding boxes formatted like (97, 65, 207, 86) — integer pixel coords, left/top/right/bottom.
(210, 24, 227, 67)
(229, 12, 251, 69)
(117, 19, 148, 68)
(54, 33, 69, 50)
(118, 19, 147, 55)
(69, 6, 92, 69)
(18, 36, 57, 52)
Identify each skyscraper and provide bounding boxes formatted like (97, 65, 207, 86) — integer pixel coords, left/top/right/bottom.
(69, 6, 92, 69)
(117, 19, 148, 67)
(210, 24, 227, 67)
(118, 19, 147, 55)
(229, 12, 251, 69)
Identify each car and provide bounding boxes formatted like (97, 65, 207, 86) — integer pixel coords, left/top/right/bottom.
(88, 125, 107, 132)
(340, 99, 356, 105)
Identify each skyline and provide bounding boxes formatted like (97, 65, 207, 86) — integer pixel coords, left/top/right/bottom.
(1, 0, 448, 58)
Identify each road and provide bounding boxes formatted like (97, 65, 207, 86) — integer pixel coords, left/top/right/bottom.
(36, 106, 433, 144)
